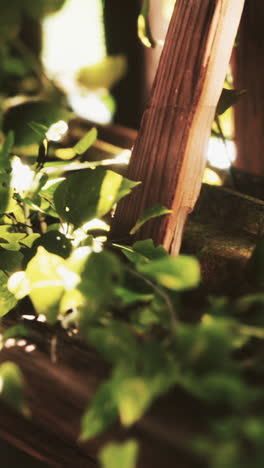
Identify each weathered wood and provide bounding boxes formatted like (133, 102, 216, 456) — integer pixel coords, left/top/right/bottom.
(111, 0, 245, 253)
(183, 183, 264, 295)
(0, 316, 205, 468)
(233, 0, 264, 176)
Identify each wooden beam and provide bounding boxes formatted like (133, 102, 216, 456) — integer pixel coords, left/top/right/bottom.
(233, 0, 264, 176)
(111, 0, 245, 253)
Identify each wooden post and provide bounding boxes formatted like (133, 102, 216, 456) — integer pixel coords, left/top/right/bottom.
(111, 0, 245, 253)
(233, 0, 264, 176)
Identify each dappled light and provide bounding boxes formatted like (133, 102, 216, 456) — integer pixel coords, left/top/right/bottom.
(11, 157, 35, 195)
(203, 168, 223, 186)
(207, 137, 236, 169)
(45, 120, 68, 142)
(42, 0, 114, 124)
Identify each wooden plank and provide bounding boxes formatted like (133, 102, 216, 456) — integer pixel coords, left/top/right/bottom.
(182, 183, 264, 294)
(233, 0, 264, 175)
(111, 0, 245, 253)
(0, 316, 205, 468)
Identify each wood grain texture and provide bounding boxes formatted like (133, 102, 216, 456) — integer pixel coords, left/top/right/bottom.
(111, 0, 245, 253)
(233, 0, 264, 175)
(0, 316, 204, 468)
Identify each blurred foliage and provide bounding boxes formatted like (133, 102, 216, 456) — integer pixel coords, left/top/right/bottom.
(1, 118, 264, 467)
(0, 3, 261, 468)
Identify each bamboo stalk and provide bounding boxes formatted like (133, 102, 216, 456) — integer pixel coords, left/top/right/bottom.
(111, 0, 245, 253)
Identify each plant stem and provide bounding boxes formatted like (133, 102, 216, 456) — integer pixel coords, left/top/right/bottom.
(124, 264, 179, 329)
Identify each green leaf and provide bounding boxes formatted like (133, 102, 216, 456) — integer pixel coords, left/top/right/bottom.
(19, 197, 46, 214)
(0, 361, 29, 416)
(25, 247, 77, 323)
(28, 121, 48, 139)
(54, 167, 139, 228)
(0, 226, 26, 251)
(0, 271, 17, 317)
(0, 248, 23, 274)
(138, 0, 155, 48)
(116, 287, 154, 306)
(87, 322, 138, 364)
(189, 373, 254, 409)
(113, 342, 177, 426)
(32, 230, 72, 259)
(80, 382, 117, 440)
(100, 440, 139, 468)
(3, 102, 73, 146)
(19, 233, 41, 248)
(2, 325, 30, 342)
(130, 204, 172, 235)
(23, 0, 66, 18)
(78, 251, 122, 306)
(235, 293, 264, 314)
(116, 376, 155, 426)
(133, 239, 168, 260)
(0, 131, 14, 169)
(0, 2, 21, 42)
(113, 177, 141, 206)
(216, 88, 246, 116)
(73, 127, 98, 155)
(0, 131, 14, 214)
(138, 255, 200, 291)
(121, 239, 168, 265)
(77, 56, 127, 90)
(1, 325, 30, 350)
(39, 177, 65, 205)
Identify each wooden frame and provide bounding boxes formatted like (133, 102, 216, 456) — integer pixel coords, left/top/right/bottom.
(111, 0, 245, 253)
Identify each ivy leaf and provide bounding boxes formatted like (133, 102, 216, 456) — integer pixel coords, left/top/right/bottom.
(0, 362, 29, 417)
(99, 440, 139, 468)
(54, 167, 139, 228)
(80, 382, 117, 440)
(73, 127, 98, 155)
(0, 271, 17, 317)
(138, 255, 200, 291)
(138, 0, 155, 48)
(130, 204, 172, 235)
